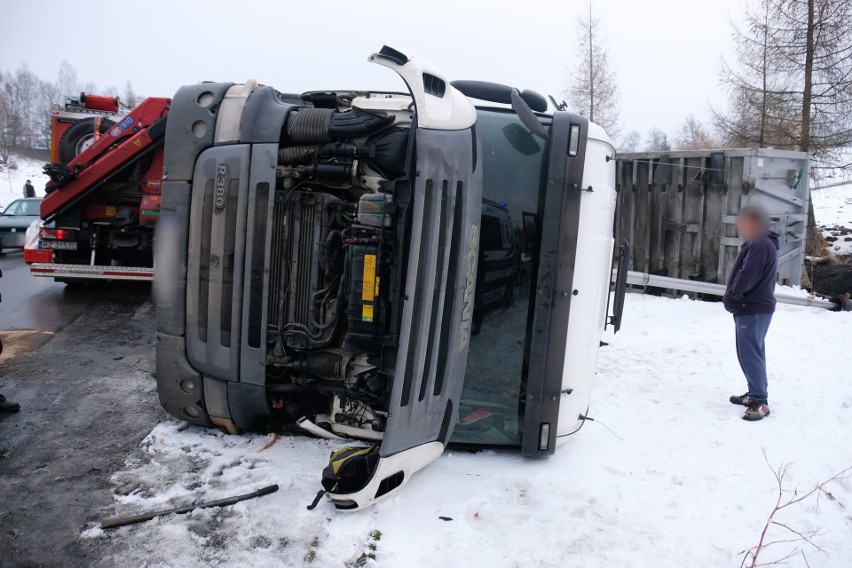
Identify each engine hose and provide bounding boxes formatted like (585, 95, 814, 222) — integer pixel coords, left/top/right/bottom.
(279, 145, 322, 164)
(318, 230, 342, 273)
(283, 323, 325, 340)
(286, 108, 334, 143)
(296, 417, 344, 440)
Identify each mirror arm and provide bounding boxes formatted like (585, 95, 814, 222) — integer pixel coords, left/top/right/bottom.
(510, 89, 549, 140)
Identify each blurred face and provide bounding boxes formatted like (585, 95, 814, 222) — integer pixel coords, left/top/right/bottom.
(736, 214, 763, 241)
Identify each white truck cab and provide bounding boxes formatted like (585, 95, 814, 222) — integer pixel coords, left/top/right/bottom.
(155, 46, 617, 510)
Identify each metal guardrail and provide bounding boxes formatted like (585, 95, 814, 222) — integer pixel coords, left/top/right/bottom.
(623, 270, 848, 312)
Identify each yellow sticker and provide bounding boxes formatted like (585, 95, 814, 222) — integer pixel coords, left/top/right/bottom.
(374, 276, 380, 298)
(105, 206, 116, 216)
(362, 254, 377, 302)
(362, 304, 374, 322)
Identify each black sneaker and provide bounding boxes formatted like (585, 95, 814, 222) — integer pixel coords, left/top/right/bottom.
(730, 393, 756, 406)
(743, 402, 770, 421)
(0, 394, 20, 413)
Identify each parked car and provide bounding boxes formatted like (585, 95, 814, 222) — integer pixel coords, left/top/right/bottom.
(0, 198, 42, 252)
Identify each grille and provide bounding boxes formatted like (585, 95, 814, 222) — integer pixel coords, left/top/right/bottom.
(197, 180, 214, 343)
(246, 182, 270, 349)
(399, 178, 463, 406)
(185, 145, 250, 380)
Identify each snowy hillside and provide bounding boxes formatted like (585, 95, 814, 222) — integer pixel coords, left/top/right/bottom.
(812, 183, 852, 256)
(84, 294, 852, 568)
(0, 154, 50, 210)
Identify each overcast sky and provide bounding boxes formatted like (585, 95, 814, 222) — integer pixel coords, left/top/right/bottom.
(0, 0, 745, 143)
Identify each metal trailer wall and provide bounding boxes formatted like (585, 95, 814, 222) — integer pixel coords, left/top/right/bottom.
(614, 148, 810, 287)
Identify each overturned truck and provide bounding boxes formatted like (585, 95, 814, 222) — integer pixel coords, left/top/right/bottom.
(155, 47, 618, 510)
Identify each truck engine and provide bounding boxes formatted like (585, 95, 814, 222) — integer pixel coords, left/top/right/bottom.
(264, 99, 413, 440)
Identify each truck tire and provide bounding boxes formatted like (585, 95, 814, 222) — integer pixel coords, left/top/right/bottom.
(58, 117, 115, 163)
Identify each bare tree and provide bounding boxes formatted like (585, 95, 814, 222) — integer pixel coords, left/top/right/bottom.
(56, 60, 79, 97)
(18, 65, 37, 148)
(715, 0, 799, 149)
(717, 0, 852, 166)
(770, 0, 852, 166)
(0, 74, 13, 163)
(619, 130, 641, 152)
(35, 79, 60, 148)
(644, 128, 671, 152)
(0, 64, 41, 149)
(675, 114, 719, 150)
(123, 81, 137, 108)
(564, 3, 620, 137)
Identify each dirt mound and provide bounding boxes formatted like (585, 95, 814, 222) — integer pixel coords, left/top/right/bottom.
(809, 257, 852, 296)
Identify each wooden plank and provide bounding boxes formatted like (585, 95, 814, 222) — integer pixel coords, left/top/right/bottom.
(662, 158, 684, 278)
(680, 157, 705, 279)
(702, 155, 725, 283)
(635, 159, 652, 274)
(650, 161, 667, 272)
(720, 156, 745, 282)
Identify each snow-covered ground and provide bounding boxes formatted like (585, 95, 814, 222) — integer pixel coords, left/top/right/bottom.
(812, 183, 852, 256)
(0, 154, 50, 210)
(84, 294, 852, 568)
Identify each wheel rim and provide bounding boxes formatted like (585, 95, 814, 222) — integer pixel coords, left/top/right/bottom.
(75, 134, 96, 156)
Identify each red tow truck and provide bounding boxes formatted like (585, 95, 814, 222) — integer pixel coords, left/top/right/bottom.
(26, 93, 169, 282)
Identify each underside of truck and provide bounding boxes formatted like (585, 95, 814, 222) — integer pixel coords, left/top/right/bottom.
(156, 47, 602, 509)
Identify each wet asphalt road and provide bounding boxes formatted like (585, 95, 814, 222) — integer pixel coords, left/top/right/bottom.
(0, 251, 162, 567)
(0, 250, 98, 332)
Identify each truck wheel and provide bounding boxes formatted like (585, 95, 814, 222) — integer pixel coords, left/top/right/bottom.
(58, 118, 115, 163)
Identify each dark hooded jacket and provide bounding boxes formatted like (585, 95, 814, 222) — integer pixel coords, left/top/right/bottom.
(723, 232, 780, 316)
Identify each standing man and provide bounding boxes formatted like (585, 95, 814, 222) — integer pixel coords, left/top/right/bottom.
(23, 179, 35, 198)
(724, 205, 779, 421)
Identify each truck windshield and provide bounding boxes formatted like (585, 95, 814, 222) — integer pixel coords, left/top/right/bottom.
(450, 108, 549, 447)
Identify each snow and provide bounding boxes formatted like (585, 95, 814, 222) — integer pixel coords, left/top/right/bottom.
(87, 294, 852, 568)
(811, 183, 852, 256)
(0, 154, 50, 211)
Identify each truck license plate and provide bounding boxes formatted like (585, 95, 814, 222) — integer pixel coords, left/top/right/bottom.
(40, 240, 78, 250)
